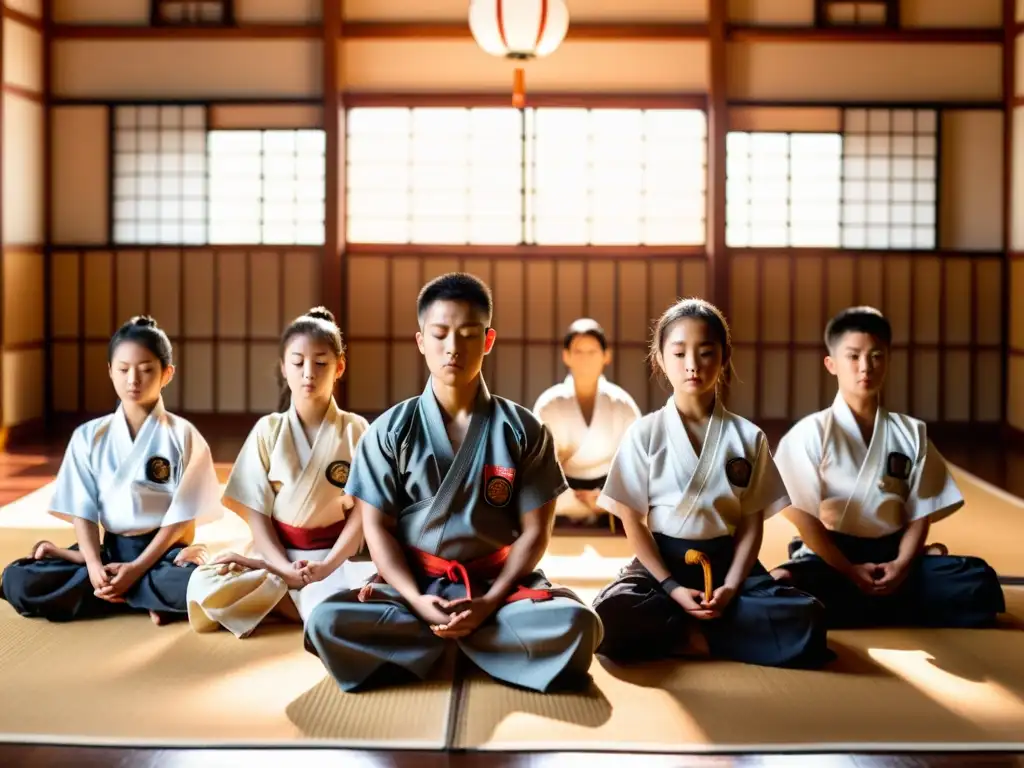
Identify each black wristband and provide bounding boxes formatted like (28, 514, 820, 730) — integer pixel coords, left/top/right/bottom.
(659, 576, 682, 595)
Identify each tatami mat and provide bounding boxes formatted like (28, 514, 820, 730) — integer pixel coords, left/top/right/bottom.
(1, 467, 1022, 750)
(453, 587, 1024, 753)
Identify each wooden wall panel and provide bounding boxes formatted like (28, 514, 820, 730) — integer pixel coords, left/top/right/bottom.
(912, 258, 941, 344)
(729, 106, 840, 133)
(556, 262, 586, 338)
(218, 252, 249, 339)
(1009, 356, 1024, 431)
(618, 262, 648, 344)
(183, 252, 215, 337)
(249, 342, 279, 413)
(857, 257, 885, 314)
(236, 0, 322, 24)
(761, 257, 789, 343)
(1012, 109, 1024, 251)
(793, 257, 823, 344)
(83, 342, 111, 413)
(760, 350, 789, 419)
(346, 256, 388, 339)
(3, 250, 44, 345)
(52, 343, 79, 413)
(215, 342, 245, 411)
(249, 252, 282, 340)
(943, 260, 973, 345)
(181, 342, 213, 412)
(7, 0, 42, 17)
(492, 262, 524, 340)
(729, 347, 757, 418)
(50, 251, 79, 338)
(729, 43, 1002, 101)
(3, 95, 44, 245)
(976, 351, 1003, 423)
(729, 254, 758, 343)
(391, 341, 424, 403)
(901, 0, 1002, 27)
(494, 343, 523, 404)
(525, 346, 555, 411)
(885, 349, 910, 415)
(83, 252, 114, 338)
(346, 342, 388, 413)
(728, 0, 814, 25)
(210, 104, 323, 130)
(149, 252, 181, 337)
(944, 351, 971, 422)
(282, 250, 319, 325)
(344, 0, 707, 22)
(976, 260, 1003, 345)
(587, 262, 617, 346)
(793, 351, 822, 418)
(114, 251, 146, 326)
(54, 41, 323, 98)
(342, 40, 709, 92)
(616, 347, 650, 413)
(940, 111, 1004, 252)
(525, 261, 555, 342)
(1012, 261, 1024, 350)
(826, 256, 855, 321)
(884, 258, 913, 344)
(4, 20, 43, 92)
(53, 0, 148, 23)
(2, 349, 44, 427)
(52, 106, 108, 245)
(913, 351, 940, 422)
(391, 256, 422, 341)
(681, 260, 706, 300)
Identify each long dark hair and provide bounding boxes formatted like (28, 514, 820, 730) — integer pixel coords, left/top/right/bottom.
(648, 298, 735, 391)
(109, 315, 173, 369)
(277, 306, 345, 412)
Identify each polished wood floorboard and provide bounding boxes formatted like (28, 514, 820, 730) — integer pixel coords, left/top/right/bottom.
(2, 424, 1022, 766)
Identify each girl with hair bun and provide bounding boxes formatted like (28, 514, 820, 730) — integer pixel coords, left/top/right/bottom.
(0, 316, 222, 625)
(187, 307, 376, 638)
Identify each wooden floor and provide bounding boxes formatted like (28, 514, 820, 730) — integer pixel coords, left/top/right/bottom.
(1, 421, 1023, 767)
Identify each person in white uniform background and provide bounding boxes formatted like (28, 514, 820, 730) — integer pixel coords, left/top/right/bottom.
(771, 306, 1005, 629)
(533, 319, 641, 526)
(0, 316, 221, 625)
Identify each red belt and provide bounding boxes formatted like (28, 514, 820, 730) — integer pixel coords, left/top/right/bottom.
(273, 518, 345, 550)
(358, 545, 551, 604)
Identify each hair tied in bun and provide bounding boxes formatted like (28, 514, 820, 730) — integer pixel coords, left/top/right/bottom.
(132, 315, 158, 328)
(306, 306, 336, 325)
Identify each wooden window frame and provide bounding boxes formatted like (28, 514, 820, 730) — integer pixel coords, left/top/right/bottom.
(150, 0, 235, 28)
(815, 0, 899, 29)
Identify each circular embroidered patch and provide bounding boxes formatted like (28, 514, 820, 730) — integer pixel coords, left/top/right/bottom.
(146, 456, 171, 484)
(485, 476, 513, 507)
(886, 452, 912, 480)
(725, 457, 752, 488)
(326, 460, 350, 488)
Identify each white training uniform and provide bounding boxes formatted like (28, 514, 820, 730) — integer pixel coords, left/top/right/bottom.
(533, 375, 641, 518)
(773, 393, 964, 546)
(597, 396, 791, 538)
(186, 398, 377, 638)
(50, 398, 223, 534)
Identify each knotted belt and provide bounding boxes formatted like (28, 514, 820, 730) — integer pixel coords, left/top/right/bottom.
(358, 544, 552, 604)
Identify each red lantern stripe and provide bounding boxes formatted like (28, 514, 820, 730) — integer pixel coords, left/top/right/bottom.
(535, 0, 549, 48)
(496, 0, 509, 50)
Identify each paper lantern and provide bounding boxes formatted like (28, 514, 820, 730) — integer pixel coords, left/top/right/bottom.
(469, 0, 570, 108)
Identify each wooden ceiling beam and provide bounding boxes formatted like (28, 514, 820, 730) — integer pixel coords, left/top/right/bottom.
(727, 26, 1003, 44)
(51, 24, 321, 39)
(342, 21, 709, 40)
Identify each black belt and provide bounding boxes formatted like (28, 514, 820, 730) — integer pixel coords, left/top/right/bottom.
(566, 475, 607, 491)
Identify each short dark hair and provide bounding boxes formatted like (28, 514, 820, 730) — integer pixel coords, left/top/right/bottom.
(563, 318, 607, 351)
(109, 315, 173, 369)
(416, 272, 493, 325)
(824, 306, 892, 352)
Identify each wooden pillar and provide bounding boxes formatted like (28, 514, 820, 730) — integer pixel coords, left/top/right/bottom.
(43, 0, 53, 432)
(706, 0, 728, 317)
(322, 0, 345, 407)
(1003, 0, 1022, 435)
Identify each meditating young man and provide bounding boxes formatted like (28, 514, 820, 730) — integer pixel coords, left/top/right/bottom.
(304, 273, 603, 692)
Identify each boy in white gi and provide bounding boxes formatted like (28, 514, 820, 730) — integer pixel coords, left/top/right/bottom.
(771, 306, 1005, 628)
(533, 319, 641, 526)
(304, 273, 603, 693)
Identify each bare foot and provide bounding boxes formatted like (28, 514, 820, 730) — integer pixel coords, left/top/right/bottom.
(30, 540, 56, 559)
(149, 611, 165, 626)
(770, 568, 792, 582)
(925, 543, 949, 556)
(173, 544, 210, 567)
